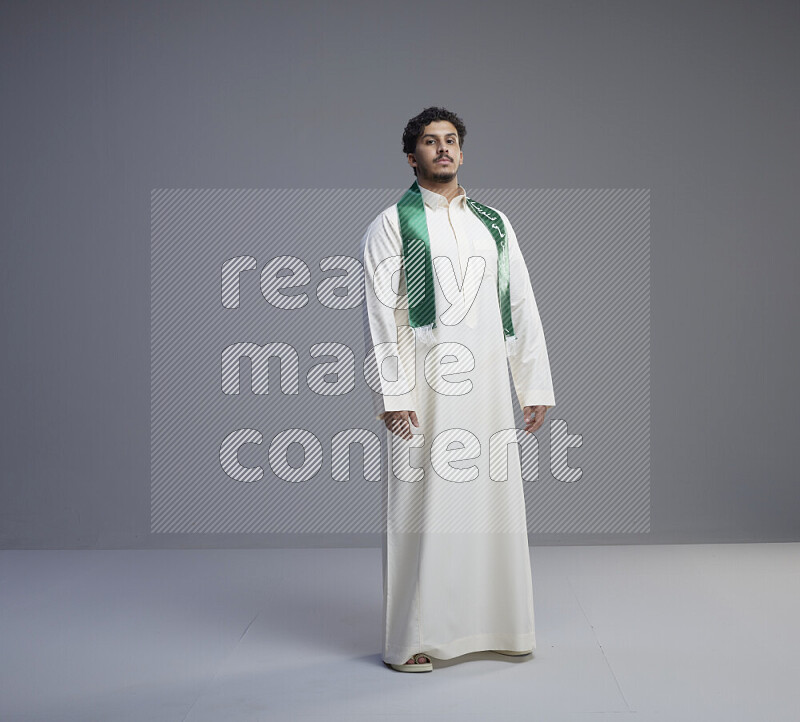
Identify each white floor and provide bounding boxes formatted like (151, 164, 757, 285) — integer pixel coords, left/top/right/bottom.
(1, 543, 798, 721)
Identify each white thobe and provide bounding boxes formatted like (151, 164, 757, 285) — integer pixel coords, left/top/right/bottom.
(360, 183, 556, 665)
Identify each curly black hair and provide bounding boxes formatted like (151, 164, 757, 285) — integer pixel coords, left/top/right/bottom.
(402, 107, 467, 176)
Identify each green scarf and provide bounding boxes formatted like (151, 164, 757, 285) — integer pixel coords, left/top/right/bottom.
(396, 179, 517, 354)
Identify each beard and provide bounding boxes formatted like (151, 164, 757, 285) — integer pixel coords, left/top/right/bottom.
(422, 162, 457, 183)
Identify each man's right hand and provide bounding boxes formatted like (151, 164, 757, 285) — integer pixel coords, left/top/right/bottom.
(381, 410, 420, 440)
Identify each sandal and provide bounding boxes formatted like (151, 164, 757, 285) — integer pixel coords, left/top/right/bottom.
(387, 652, 433, 672)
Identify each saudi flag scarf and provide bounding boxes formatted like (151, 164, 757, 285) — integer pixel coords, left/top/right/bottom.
(396, 179, 517, 356)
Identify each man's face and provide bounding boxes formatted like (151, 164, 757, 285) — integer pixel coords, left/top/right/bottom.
(408, 120, 463, 182)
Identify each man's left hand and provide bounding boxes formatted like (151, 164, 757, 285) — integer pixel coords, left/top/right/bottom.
(523, 405, 547, 434)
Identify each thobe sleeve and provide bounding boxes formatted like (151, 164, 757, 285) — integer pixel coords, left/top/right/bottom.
(360, 211, 418, 421)
(499, 210, 556, 411)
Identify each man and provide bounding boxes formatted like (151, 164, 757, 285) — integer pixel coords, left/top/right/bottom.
(360, 107, 556, 672)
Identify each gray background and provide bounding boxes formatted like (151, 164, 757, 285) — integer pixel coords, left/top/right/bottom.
(149, 187, 649, 535)
(1, 0, 797, 548)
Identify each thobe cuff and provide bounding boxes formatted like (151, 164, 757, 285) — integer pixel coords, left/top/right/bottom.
(518, 389, 556, 411)
(377, 389, 417, 420)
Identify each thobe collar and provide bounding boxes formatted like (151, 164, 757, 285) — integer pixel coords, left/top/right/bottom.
(417, 182, 468, 210)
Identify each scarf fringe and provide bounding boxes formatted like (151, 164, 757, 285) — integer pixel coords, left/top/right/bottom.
(505, 333, 518, 357)
(413, 323, 437, 347)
